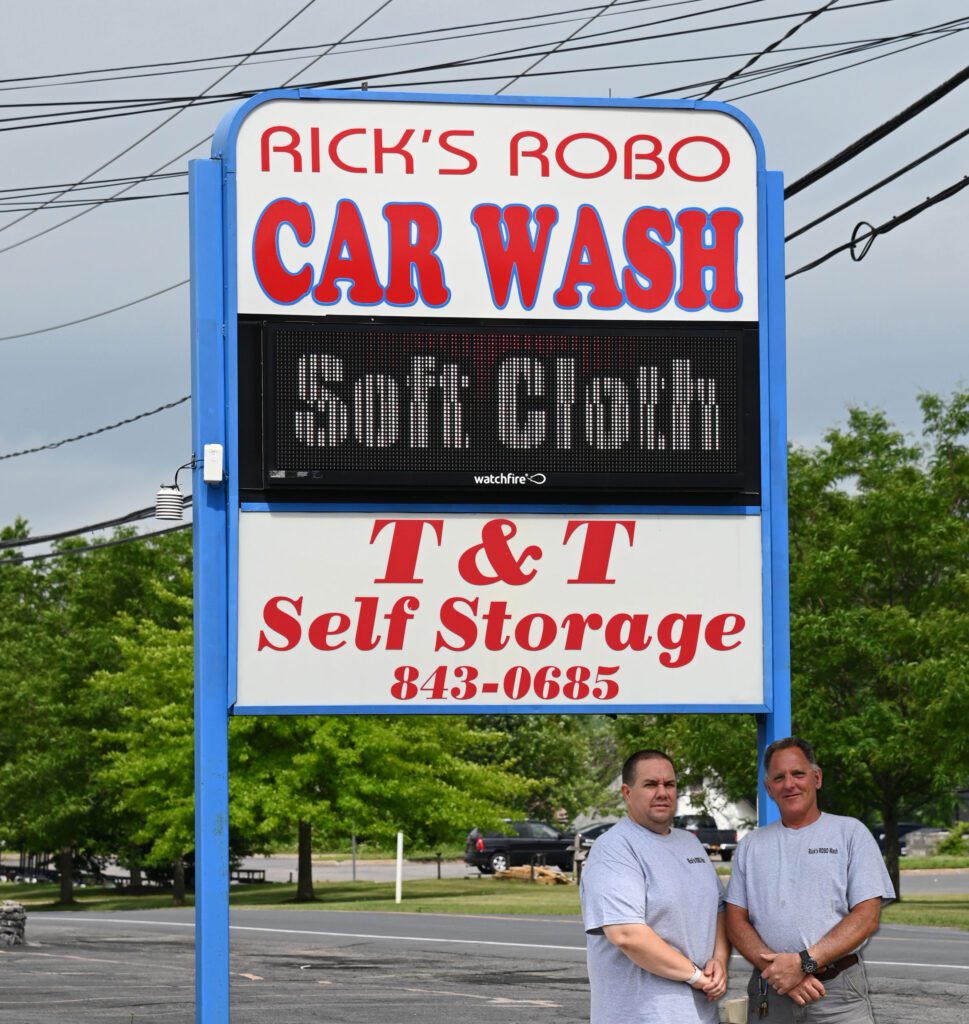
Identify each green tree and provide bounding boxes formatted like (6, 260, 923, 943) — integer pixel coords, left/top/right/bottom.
(787, 393, 969, 895)
(0, 526, 192, 902)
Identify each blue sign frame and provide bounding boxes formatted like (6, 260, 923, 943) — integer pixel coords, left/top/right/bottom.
(190, 89, 790, 1023)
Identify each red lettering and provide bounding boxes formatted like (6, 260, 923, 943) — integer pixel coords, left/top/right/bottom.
(624, 135, 664, 180)
(329, 128, 367, 173)
(676, 208, 742, 311)
(307, 611, 350, 651)
(257, 595, 303, 651)
(439, 130, 477, 175)
(354, 596, 382, 650)
(385, 596, 420, 650)
(704, 612, 745, 651)
(668, 136, 730, 182)
(435, 596, 478, 652)
(374, 128, 415, 174)
(383, 203, 450, 306)
(656, 613, 702, 668)
(510, 131, 549, 176)
(604, 613, 651, 651)
(563, 520, 636, 584)
(310, 127, 321, 173)
(260, 126, 301, 172)
(561, 612, 603, 650)
(470, 204, 557, 310)
(482, 600, 512, 650)
(371, 518, 444, 584)
(623, 207, 675, 311)
(252, 199, 314, 304)
(515, 612, 557, 651)
(312, 200, 384, 305)
(553, 206, 623, 310)
(555, 133, 617, 179)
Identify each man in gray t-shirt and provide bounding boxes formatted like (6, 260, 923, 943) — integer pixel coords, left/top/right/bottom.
(726, 737, 895, 1022)
(580, 749, 729, 1024)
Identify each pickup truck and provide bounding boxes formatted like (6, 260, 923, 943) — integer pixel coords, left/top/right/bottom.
(674, 814, 738, 862)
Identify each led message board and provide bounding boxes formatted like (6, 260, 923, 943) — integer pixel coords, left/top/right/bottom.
(237, 317, 760, 500)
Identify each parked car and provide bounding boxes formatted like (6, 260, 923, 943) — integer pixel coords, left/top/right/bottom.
(465, 819, 575, 874)
(869, 822, 932, 856)
(674, 814, 738, 861)
(576, 821, 617, 850)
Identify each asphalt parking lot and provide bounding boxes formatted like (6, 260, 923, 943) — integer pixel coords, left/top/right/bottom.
(3, 910, 968, 1024)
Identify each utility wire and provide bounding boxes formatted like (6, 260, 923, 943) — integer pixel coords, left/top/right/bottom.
(0, 523, 191, 567)
(787, 124, 969, 240)
(709, 20, 967, 102)
(0, 0, 322, 249)
(786, 174, 969, 278)
(0, 280, 187, 342)
(701, 0, 841, 98)
(495, 0, 634, 94)
(0, 397, 190, 461)
(785, 61, 969, 198)
(0, 0, 686, 91)
(0, 191, 188, 213)
(0, 504, 165, 551)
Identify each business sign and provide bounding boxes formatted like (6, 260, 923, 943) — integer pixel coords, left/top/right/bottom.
(234, 98, 759, 321)
(203, 88, 784, 717)
(236, 511, 764, 711)
(233, 95, 763, 503)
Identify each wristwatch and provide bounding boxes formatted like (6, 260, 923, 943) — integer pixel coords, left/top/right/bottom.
(799, 950, 819, 975)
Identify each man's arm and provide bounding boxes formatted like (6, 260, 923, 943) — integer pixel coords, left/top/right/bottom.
(726, 903, 826, 1006)
(602, 923, 708, 989)
(725, 903, 773, 972)
(761, 897, 883, 995)
(699, 912, 730, 1001)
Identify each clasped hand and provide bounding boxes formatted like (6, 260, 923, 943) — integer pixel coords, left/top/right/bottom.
(690, 958, 728, 1001)
(761, 952, 826, 1005)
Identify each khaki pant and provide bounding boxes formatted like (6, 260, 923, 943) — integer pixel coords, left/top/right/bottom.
(745, 963, 876, 1023)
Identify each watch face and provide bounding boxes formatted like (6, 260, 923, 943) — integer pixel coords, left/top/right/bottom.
(800, 952, 819, 974)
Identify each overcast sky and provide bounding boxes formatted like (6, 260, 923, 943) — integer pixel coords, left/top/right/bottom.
(2, 0, 967, 538)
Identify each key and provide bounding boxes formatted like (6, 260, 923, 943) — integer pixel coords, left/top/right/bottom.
(758, 997, 769, 1019)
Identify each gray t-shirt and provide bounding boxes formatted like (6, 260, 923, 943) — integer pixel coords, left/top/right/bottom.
(580, 816, 725, 1024)
(725, 812, 895, 953)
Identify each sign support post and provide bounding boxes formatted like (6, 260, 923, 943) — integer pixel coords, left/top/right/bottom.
(190, 157, 231, 1024)
(755, 169, 791, 824)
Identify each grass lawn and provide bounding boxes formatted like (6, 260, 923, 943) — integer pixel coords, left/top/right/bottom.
(5, 878, 968, 930)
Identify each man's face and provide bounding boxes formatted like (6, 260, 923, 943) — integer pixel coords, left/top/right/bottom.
(764, 746, 822, 824)
(622, 756, 678, 834)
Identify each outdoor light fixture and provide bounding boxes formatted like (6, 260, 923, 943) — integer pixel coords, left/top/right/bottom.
(155, 459, 194, 521)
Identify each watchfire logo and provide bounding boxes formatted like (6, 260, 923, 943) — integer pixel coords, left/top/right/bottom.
(473, 472, 547, 486)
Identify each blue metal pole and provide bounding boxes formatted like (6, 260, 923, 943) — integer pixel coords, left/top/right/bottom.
(190, 157, 230, 1023)
(757, 170, 792, 825)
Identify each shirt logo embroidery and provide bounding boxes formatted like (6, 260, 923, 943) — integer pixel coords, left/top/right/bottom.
(808, 847, 839, 854)
(687, 856, 707, 864)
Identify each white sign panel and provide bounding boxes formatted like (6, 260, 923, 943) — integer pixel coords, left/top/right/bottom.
(236, 512, 764, 709)
(234, 97, 759, 322)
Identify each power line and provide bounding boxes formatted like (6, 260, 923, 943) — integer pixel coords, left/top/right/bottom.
(0, 504, 161, 551)
(0, 190, 188, 213)
(786, 173, 969, 279)
(787, 123, 969, 240)
(0, 523, 191, 567)
(701, 0, 841, 98)
(0, 0, 681, 91)
(0, 397, 190, 461)
(718, 20, 968, 102)
(785, 61, 969, 198)
(0, 0, 323, 249)
(495, 0, 623, 95)
(0, 280, 187, 343)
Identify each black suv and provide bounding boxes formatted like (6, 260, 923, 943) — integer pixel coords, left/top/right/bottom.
(465, 819, 575, 874)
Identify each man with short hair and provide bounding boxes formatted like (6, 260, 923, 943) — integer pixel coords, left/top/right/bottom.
(580, 748, 730, 1024)
(726, 736, 895, 1022)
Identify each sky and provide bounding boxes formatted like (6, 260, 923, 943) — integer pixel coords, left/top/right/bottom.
(2, 0, 967, 539)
